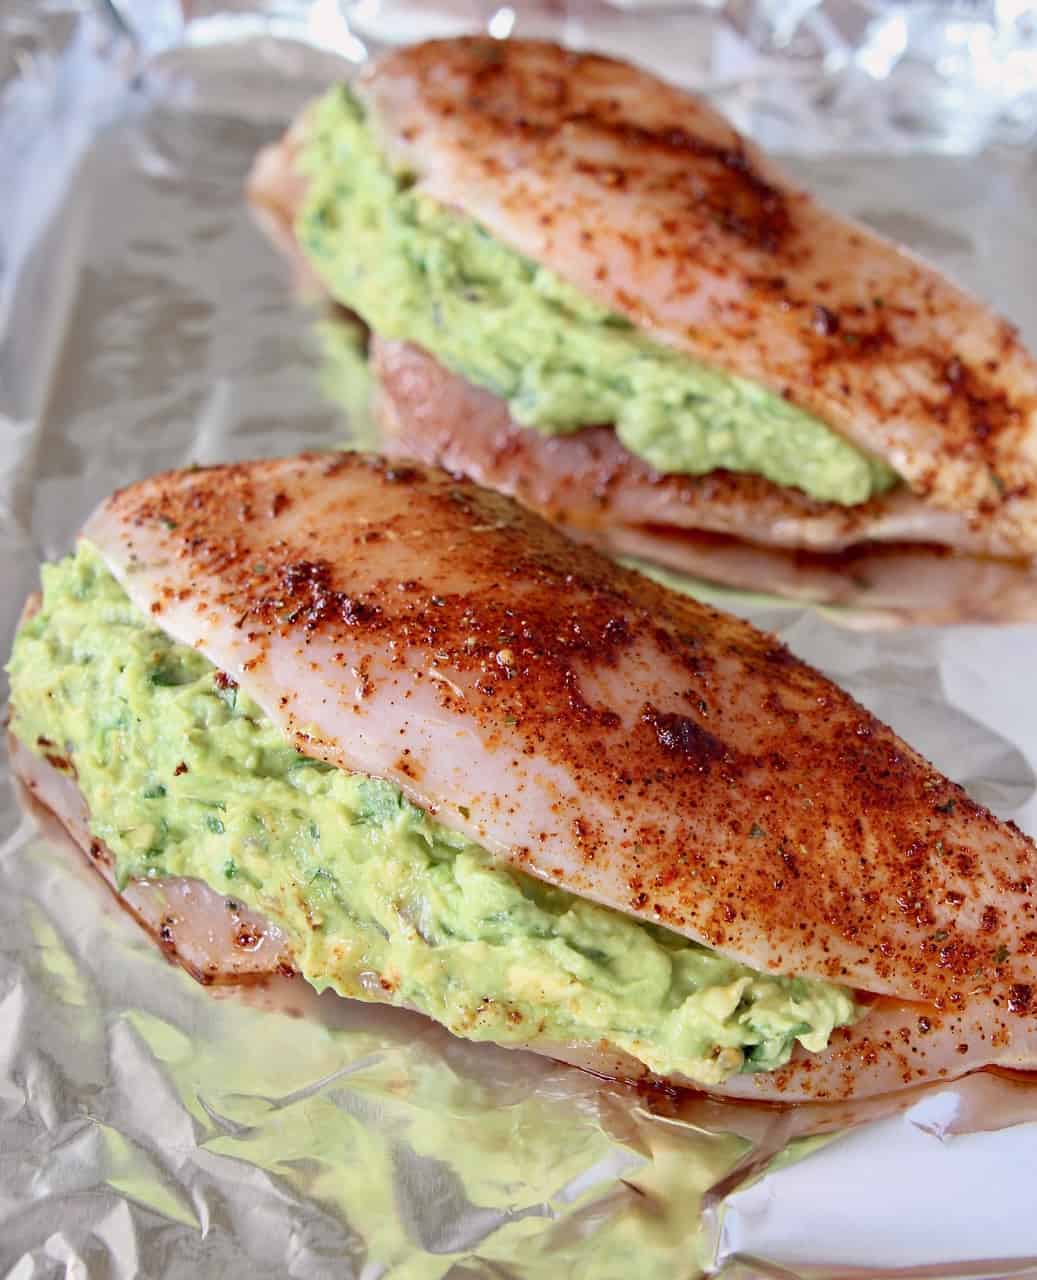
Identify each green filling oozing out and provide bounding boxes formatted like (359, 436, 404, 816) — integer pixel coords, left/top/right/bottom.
(295, 86, 897, 507)
(314, 311, 379, 450)
(7, 543, 858, 1086)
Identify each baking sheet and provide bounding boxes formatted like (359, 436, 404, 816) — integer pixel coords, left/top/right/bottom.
(3, 3, 1037, 1276)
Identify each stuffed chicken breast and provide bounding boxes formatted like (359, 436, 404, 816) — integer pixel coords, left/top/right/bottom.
(248, 37, 1037, 620)
(8, 453, 1037, 1101)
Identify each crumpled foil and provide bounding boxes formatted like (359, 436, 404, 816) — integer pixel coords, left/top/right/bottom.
(2, 3, 1037, 1276)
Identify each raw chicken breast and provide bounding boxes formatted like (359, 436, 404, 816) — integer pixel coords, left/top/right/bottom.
(246, 38, 1037, 616)
(362, 38, 1037, 554)
(12, 453, 1037, 1101)
(83, 454, 1037, 1008)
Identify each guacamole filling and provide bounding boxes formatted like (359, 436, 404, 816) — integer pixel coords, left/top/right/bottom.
(315, 310, 378, 449)
(8, 544, 858, 1086)
(295, 86, 897, 507)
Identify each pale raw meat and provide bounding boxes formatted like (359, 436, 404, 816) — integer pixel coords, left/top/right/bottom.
(81, 455, 1037, 1004)
(363, 39, 1037, 554)
(10, 454, 1037, 1100)
(246, 38, 1037, 609)
(11, 733, 294, 984)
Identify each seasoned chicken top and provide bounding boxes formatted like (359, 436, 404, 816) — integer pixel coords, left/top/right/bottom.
(85, 454, 1037, 1011)
(360, 38, 1037, 553)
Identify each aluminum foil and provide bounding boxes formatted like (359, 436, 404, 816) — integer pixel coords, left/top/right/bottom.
(3, 3, 1037, 1275)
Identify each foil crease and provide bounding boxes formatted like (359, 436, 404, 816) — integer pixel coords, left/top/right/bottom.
(2, 3, 1037, 1276)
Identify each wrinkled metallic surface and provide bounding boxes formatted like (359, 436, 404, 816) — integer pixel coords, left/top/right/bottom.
(2, 4, 1037, 1276)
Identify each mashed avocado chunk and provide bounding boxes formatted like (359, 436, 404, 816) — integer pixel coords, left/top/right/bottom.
(296, 86, 897, 507)
(8, 544, 858, 1086)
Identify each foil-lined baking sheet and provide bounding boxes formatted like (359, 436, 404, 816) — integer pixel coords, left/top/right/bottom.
(3, 3, 1037, 1276)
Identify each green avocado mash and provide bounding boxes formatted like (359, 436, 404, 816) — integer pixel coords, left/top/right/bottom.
(296, 86, 897, 506)
(314, 310, 378, 449)
(8, 544, 857, 1086)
